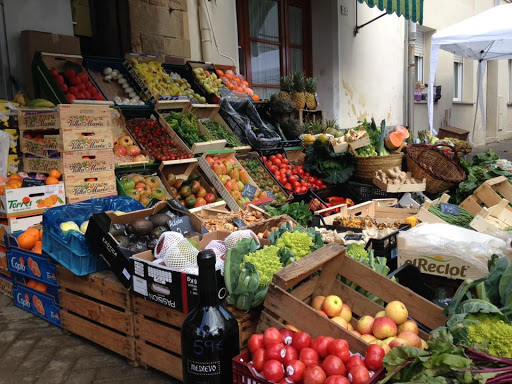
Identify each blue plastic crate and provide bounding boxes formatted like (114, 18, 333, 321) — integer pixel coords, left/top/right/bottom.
(6, 233, 58, 287)
(42, 196, 144, 276)
(13, 281, 61, 327)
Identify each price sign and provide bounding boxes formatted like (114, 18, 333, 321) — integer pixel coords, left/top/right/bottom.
(440, 203, 460, 216)
(344, 234, 363, 241)
(167, 215, 196, 234)
(22, 179, 45, 187)
(265, 190, 276, 200)
(241, 184, 257, 199)
(232, 218, 247, 228)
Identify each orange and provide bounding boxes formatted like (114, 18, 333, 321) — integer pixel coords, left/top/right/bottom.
(43, 198, 53, 208)
(25, 228, 41, 242)
(49, 195, 58, 204)
(8, 174, 22, 182)
(17, 232, 37, 250)
(242, 80, 249, 87)
(26, 279, 37, 289)
(216, 69, 224, 77)
(34, 282, 47, 293)
(0, 185, 5, 195)
(49, 169, 61, 179)
(45, 176, 59, 185)
(252, 94, 260, 102)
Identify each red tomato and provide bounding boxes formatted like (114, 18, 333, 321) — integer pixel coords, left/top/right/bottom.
(321, 355, 346, 377)
(280, 329, 294, 345)
(263, 360, 284, 383)
(248, 334, 264, 354)
(292, 332, 311, 352)
(283, 345, 298, 365)
(55, 75, 65, 85)
(299, 347, 319, 367)
(328, 339, 350, 363)
(60, 83, 68, 93)
(286, 359, 306, 382)
(83, 90, 91, 99)
(282, 158, 289, 164)
(284, 183, 292, 190)
(49, 68, 58, 77)
(311, 336, 334, 359)
(76, 92, 85, 99)
(65, 93, 76, 103)
(64, 69, 76, 78)
(76, 83, 86, 91)
(276, 153, 283, 160)
(252, 348, 266, 371)
(300, 186, 308, 193)
(365, 344, 385, 371)
(274, 158, 282, 166)
(264, 328, 283, 347)
(345, 355, 365, 373)
(265, 343, 285, 363)
(303, 365, 326, 384)
(325, 375, 350, 384)
(294, 187, 302, 194)
(348, 365, 370, 384)
(70, 76, 82, 85)
(288, 176, 297, 184)
(269, 155, 277, 162)
(69, 86, 79, 95)
(262, 156, 268, 161)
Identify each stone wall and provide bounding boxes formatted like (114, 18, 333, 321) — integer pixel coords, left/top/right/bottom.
(129, 0, 191, 59)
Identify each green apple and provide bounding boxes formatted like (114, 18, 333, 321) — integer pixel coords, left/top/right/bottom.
(121, 179, 135, 191)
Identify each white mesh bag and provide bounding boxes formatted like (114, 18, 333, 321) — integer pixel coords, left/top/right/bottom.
(162, 238, 199, 275)
(154, 232, 184, 259)
(224, 230, 259, 250)
(205, 240, 227, 274)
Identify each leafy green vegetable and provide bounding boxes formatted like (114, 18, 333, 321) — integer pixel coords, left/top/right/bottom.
(202, 120, 242, 147)
(164, 112, 208, 148)
(265, 201, 312, 227)
(303, 140, 355, 184)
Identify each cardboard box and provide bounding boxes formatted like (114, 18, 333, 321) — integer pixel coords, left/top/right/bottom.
(21, 30, 81, 99)
(62, 150, 115, 175)
(0, 215, 43, 240)
(61, 126, 113, 152)
(22, 156, 63, 174)
(20, 131, 62, 157)
(397, 253, 483, 280)
(18, 109, 60, 131)
(64, 171, 117, 200)
(86, 200, 205, 289)
(13, 279, 61, 327)
(0, 183, 66, 218)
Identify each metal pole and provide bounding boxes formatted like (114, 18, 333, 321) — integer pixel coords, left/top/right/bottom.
(407, 21, 416, 133)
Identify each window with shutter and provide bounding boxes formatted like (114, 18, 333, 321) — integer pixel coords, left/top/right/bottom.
(454, 55, 463, 101)
(414, 31, 424, 83)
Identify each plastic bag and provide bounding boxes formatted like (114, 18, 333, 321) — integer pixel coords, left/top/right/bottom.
(0, 130, 9, 177)
(397, 223, 509, 279)
(219, 97, 281, 149)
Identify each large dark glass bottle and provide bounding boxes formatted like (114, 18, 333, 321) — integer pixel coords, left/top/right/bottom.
(181, 250, 240, 383)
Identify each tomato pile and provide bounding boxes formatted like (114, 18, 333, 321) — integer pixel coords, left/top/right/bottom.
(49, 68, 105, 103)
(126, 119, 192, 162)
(260, 153, 327, 195)
(247, 327, 384, 384)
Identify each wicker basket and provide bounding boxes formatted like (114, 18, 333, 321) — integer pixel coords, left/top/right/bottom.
(353, 151, 404, 184)
(406, 144, 466, 195)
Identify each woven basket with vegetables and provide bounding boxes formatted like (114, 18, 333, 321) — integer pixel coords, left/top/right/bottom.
(352, 119, 407, 184)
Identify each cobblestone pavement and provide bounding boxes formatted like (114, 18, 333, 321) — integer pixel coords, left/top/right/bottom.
(0, 294, 180, 384)
(473, 138, 512, 161)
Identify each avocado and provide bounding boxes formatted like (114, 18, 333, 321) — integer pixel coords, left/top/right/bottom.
(127, 242, 148, 253)
(147, 238, 159, 250)
(150, 226, 168, 240)
(109, 223, 126, 237)
(148, 214, 172, 228)
(127, 219, 154, 236)
(115, 235, 130, 248)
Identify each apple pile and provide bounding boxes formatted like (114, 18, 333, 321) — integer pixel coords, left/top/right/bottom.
(204, 155, 270, 208)
(119, 174, 170, 206)
(165, 172, 219, 209)
(260, 153, 327, 195)
(311, 296, 427, 353)
(113, 135, 148, 163)
(125, 118, 191, 162)
(48, 68, 105, 103)
(246, 327, 384, 384)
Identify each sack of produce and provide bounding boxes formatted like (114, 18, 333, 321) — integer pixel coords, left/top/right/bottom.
(397, 223, 510, 280)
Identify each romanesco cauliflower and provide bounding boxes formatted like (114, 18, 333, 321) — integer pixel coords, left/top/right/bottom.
(467, 313, 512, 357)
(276, 232, 314, 260)
(243, 245, 282, 287)
(346, 243, 369, 261)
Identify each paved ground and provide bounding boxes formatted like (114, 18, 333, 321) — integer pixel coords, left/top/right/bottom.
(0, 294, 179, 384)
(472, 138, 512, 161)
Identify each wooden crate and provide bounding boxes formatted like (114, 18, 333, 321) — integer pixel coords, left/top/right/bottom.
(417, 194, 451, 224)
(57, 266, 136, 362)
(461, 176, 512, 216)
(133, 296, 259, 381)
(62, 149, 115, 175)
(470, 199, 512, 234)
(60, 126, 114, 152)
(294, 109, 324, 128)
(0, 274, 13, 298)
(373, 173, 426, 193)
(63, 171, 117, 200)
(20, 130, 62, 157)
(257, 243, 446, 355)
(22, 155, 64, 174)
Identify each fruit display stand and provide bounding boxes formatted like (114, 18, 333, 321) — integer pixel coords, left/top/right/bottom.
(185, 61, 223, 104)
(193, 204, 270, 232)
(57, 265, 137, 363)
(460, 176, 512, 216)
(156, 103, 227, 155)
(198, 150, 273, 212)
(115, 168, 173, 207)
(417, 194, 452, 224)
(133, 296, 258, 381)
(83, 57, 149, 107)
(157, 159, 226, 212)
(257, 243, 446, 355)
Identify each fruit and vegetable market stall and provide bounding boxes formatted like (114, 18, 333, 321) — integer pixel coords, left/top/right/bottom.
(1, 52, 512, 384)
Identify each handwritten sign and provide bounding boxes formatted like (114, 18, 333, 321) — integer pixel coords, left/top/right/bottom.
(232, 218, 247, 228)
(167, 215, 196, 234)
(241, 184, 257, 199)
(22, 179, 45, 188)
(440, 203, 460, 216)
(344, 234, 363, 241)
(265, 190, 276, 201)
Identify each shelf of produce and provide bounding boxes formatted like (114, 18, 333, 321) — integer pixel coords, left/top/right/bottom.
(460, 176, 512, 216)
(417, 194, 452, 225)
(83, 57, 149, 107)
(162, 62, 209, 104)
(194, 204, 270, 232)
(157, 108, 226, 155)
(115, 169, 173, 207)
(185, 61, 222, 104)
(133, 296, 259, 381)
(257, 243, 446, 355)
(57, 266, 136, 363)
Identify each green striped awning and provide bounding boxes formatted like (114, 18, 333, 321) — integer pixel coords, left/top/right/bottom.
(358, 0, 423, 24)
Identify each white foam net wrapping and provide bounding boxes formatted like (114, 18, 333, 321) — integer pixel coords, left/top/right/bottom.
(224, 230, 259, 250)
(154, 232, 184, 259)
(204, 240, 227, 275)
(154, 232, 198, 274)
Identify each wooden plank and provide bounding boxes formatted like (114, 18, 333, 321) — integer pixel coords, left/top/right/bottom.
(373, 175, 426, 193)
(61, 310, 135, 360)
(135, 315, 181, 355)
(59, 290, 133, 335)
(136, 340, 183, 381)
(338, 256, 445, 330)
(133, 296, 186, 327)
(57, 266, 131, 310)
(263, 283, 367, 354)
(273, 243, 344, 290)
(257, 310, 289, 333)
(461, 195, 484, 216)
(290, 275, 319, 302)
(311, 250, 345, 299)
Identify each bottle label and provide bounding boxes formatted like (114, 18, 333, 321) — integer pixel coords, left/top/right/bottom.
(187, 360, 221, 376)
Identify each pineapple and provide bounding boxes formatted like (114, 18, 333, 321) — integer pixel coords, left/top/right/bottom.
(305, 77, 318, 110)
(278, 75, 292, 100)
(291, 72, 306, 110)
